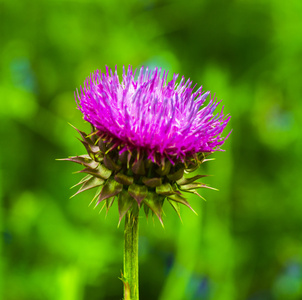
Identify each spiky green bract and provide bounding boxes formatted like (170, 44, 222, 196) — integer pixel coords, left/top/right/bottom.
(60, 125, 215, 225)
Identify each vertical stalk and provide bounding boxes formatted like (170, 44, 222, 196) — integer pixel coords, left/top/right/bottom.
(123, 210, 139, 300)
(0, 157, 2, 299)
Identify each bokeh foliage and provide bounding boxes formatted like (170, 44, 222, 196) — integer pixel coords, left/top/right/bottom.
(1, 0, 302, 299)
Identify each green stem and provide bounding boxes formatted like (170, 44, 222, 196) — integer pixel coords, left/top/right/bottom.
(123, 210, 139, 300)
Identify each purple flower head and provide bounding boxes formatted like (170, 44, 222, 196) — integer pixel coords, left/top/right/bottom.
(61, 65, 232, 223)
(76, 65, 230, 164)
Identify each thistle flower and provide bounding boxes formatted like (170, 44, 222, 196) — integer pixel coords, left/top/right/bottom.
(61, 65, 230, 225)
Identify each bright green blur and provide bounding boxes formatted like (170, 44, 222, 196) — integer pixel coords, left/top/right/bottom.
(1, 0, 302, 299)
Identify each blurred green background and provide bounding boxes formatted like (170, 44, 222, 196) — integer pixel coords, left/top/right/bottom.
(1, 0, 302, 299)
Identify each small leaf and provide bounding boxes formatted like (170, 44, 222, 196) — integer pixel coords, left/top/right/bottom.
(142, 177, 162, 187)
(96, 179, 123, 205)
(70, 175, 92, 189)
(128, 184, 148, 206)
(120, 274, 131, 300)
(78, 164, 112, 179)
(103, 154, 121, 171)
(97, 164, 113, 179)
(167, 167, 184, 181)
(144, 204, 150, 219)
(79, 139, 99, 156)
(114, 173, 134, 185)
(88, 123, 98, 143)
(69, 123, 92, 145)
(70, 176, 104, 198)
(70, 124, 100, 154)
(89, 186, 102, 206)
(184, 164, 199, 173)
(156, 183, 175, 196)
(118, 191, 134, 226)
(182, 189, 206, 201)
(179, 182, 216, 191)
(57, 155, 98, 169)
(70, 123, 99, 156)
(176, 174, 209, 185)
(98, 139, 107, 153)
(203, 158, 215, 163)
(156, 160, 171, 176)
(132, 159, 146, 175)
(97, 201, 106, 213)
(168, 200, 182, 221)
(106, 197, 115, 213)
(143, 192, 164, 226)
(168, 194, 197, 215)
(93, 152, 104, 163)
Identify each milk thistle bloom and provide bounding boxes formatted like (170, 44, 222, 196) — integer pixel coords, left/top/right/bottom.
(60, 65, 230, 300)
